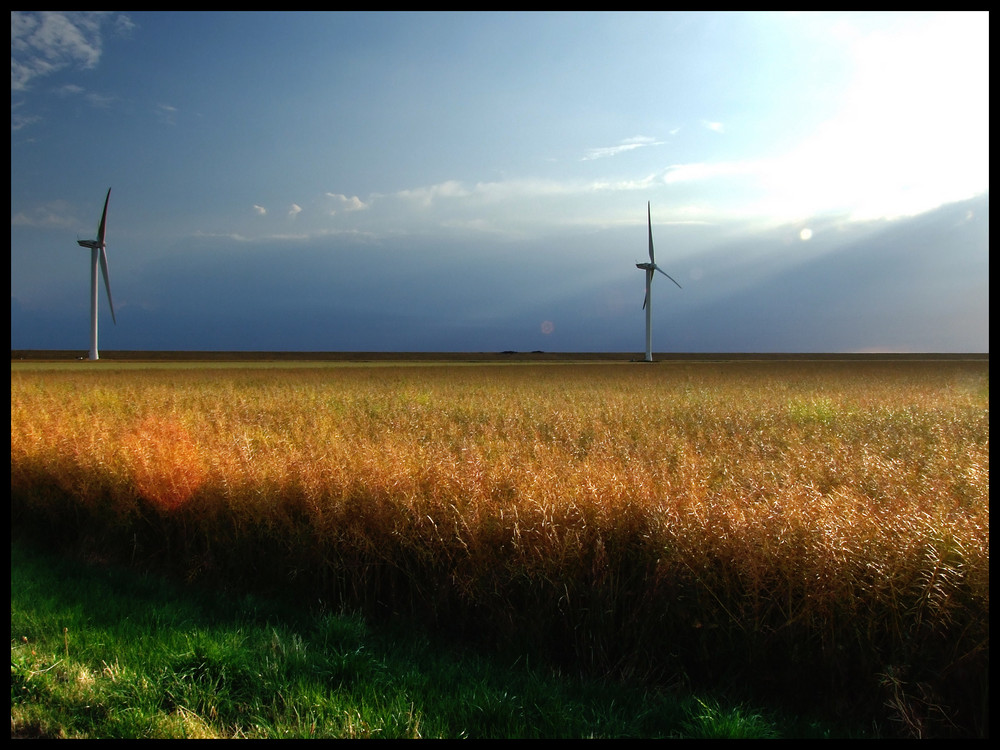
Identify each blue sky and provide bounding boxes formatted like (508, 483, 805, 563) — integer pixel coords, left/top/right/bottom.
(11, 11, 989, 353)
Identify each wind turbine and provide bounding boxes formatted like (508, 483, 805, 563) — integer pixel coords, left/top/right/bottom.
(636, 202, 681, 362)
(76, 188, 116, 360)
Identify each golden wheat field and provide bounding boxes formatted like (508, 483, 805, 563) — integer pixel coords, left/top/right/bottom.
(10, 356, 989, 729)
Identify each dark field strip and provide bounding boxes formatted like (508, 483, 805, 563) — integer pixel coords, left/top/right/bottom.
(11, 349, 989, 363)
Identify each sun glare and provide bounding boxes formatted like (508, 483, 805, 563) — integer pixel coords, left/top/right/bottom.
(751, 13, 988, 225)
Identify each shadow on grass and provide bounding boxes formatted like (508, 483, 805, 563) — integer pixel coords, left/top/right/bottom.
(11, 536, 863, 739)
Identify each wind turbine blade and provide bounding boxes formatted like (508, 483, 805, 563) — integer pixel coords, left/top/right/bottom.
(97, 188, 111, 245)
(642, 288, 648, 310)
(100, 247, 116, 325)
(655, 266, 683, 289)
(647, 201, 655, 263)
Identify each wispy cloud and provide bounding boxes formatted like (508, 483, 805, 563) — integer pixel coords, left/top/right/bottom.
(155, 103, 179, 125)
(394, 174, 660, 208)
(394, 180, 471, 207)
(10, 101, 40, 132)
(582, 135, 663, 161)
(11, 199, 80, 229)
(287, 204, 302, 218)
(252, 205, 267, 216)
(53, 82, 117, 108)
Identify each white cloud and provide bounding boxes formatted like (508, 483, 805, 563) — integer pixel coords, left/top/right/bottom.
(11, 12, 116, 92)
(253, 205, 267, 215)
(288, 204, 302, 218)
(11, 11, 134, 133)
(324, 193, 368, 213)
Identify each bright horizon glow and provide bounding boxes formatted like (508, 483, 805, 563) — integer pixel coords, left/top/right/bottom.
(11, 12, 989, 353)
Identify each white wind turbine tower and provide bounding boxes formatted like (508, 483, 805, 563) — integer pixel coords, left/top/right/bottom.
(636, 202, 681, 362)
(76, 188, 117, 360)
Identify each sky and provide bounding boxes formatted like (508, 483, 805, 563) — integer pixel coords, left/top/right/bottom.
(11, 11, 990, 354)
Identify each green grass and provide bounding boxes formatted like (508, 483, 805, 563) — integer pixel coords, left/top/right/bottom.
(11, 538, 862, 739)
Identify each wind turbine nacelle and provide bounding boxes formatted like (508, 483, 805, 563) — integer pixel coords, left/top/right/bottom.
(77, 239, 101, 249)
(636, 262, 654, 270)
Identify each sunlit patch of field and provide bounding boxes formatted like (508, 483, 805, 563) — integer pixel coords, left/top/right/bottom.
(10, 358, 988, 735)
